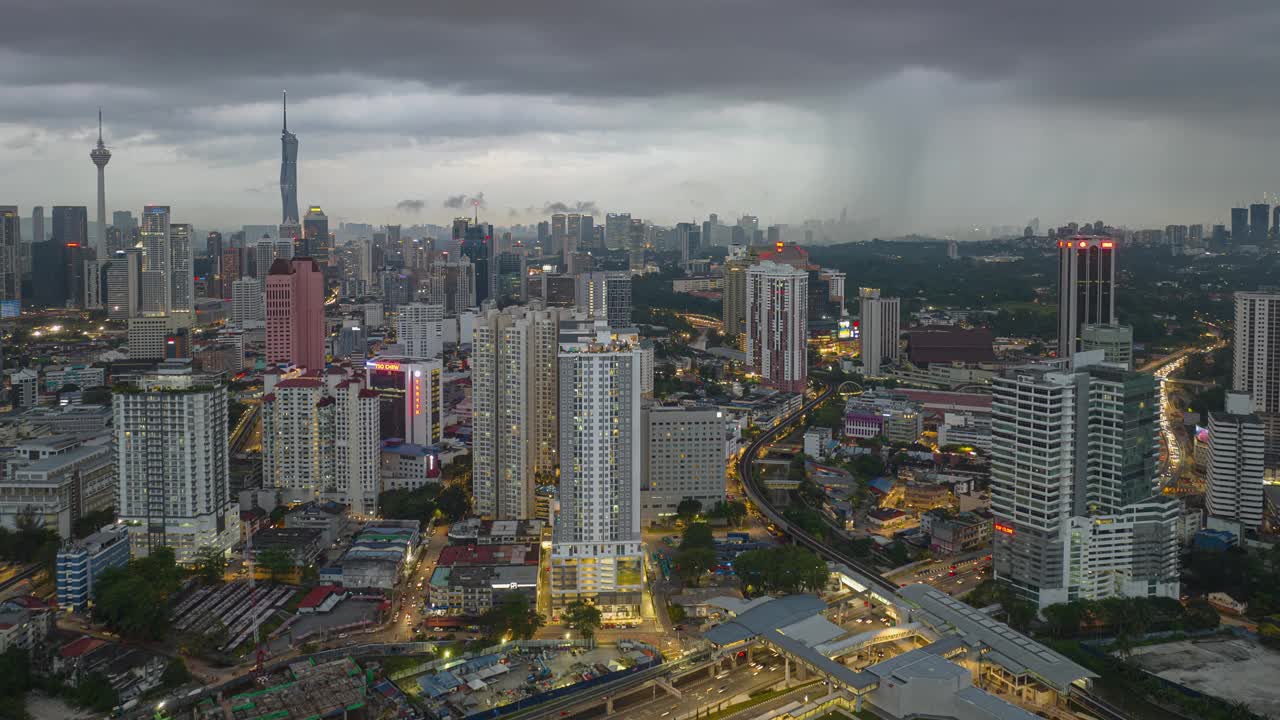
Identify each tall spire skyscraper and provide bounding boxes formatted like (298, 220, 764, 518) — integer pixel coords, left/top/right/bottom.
(280, 91, 299, 224)
(89, 109, 111, 257)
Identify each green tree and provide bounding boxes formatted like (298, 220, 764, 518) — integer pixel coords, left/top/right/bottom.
(679, 522, 715, 551)
(72, 507, 116, 540)
(480, 594, 545, 641)
(732, 545, 828, 595)
(193, 546, 227, 584)
(256, 548, 295, 582)
(161, 657, 192, 688)
(0, 647, 32, 718)
(710, 500, 747, 527)
(1042, 602, 1085, 639)
(563, 601, 603, 645)
(676, 498, 703, 524)
(73, 672, 119, 713)
(435, 484, 471, 521)
(675, 547, 718, 587)
(92, 547, 181, 642)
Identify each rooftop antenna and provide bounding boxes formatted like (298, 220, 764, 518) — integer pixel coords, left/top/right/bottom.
(97, 108, 103, 144)
(282, 90, 288, 132)
(473, 199, 479, 224)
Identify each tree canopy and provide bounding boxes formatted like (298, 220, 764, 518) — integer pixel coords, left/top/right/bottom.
(93, 547, 183, 642)
(732, 545, 828, 595)
(563, 601, 603, 643)
(479, 594, 545, 642)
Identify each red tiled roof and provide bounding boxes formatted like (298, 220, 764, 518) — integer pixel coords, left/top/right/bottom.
(298, 585, 343, 609)
(437, 544, 537, 567)
(60, 636, 107, 658)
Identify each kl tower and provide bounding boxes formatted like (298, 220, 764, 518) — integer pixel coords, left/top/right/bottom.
(89, 109, 111, 257)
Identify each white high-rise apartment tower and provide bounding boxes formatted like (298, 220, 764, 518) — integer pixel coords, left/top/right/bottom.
(550, 321, 645, 620)
(113, 362, 240, 563)
(858, 287, 900, 377)
(231, 278, 265, 328)
(471, 305, 575, 519)
(1205, 393, 1265, 532)
(398, 303, 444, 359)
(1232, 290, 1280, 463)
(990, 352, 1180, 610)
(169, 222, 194, 315)
(139, 205, 171, 314)
(106, 248, 143, 320)
(260, 369, 383, 516)
(746, 261, 808, 393)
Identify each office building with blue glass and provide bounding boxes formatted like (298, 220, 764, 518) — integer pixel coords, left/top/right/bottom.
(55, 525, 130, 611)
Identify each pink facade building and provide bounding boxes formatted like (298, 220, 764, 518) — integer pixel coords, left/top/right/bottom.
(266, 257, 326, 370)
(746, 260, 808, 394)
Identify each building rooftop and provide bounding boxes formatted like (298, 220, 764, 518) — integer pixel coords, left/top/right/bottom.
(906, 327, 997, 366)
(437, 544, 538, 567)
(899, 584, 1096, 693)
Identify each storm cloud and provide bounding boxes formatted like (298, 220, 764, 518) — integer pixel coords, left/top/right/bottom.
(395, 198, 425, 213)
(543, 201, 600, 216)
(3, 1, 1280, 231)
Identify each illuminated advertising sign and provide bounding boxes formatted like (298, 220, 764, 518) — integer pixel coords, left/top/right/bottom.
(994, 522, 1015, 536)
(366, 360, 403, 372)
(837, 319, 853, 339)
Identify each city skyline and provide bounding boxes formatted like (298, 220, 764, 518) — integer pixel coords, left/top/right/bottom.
(6, 3, 1280, 233)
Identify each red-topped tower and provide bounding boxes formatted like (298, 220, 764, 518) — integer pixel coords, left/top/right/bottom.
(265, 257, 325, 370)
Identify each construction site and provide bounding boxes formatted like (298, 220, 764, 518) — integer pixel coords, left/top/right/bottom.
(191, 657, 380, 720)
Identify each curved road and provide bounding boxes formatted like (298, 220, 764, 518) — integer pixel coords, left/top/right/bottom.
(734, 380, 900, 596)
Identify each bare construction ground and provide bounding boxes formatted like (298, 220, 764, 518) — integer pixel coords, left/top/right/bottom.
(1126, 636, 1280, 718)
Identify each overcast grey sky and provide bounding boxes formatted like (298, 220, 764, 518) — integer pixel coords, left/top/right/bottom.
(3, 1, 1280, 234)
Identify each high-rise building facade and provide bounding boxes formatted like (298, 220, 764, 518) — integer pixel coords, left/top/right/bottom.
(1231, 207, 1249, 244)
(722, 247, 750, 346)
(990, 353, 1180, 610)
(266, 257, 325, 369)
(106, 248, 143, 319)
(219, 247, 242, 299)
(461, 223, 494, 305)
(139, 205, 171, 314)
(858, 287, 900, 377)
(231, 278, 265, 329)
(303, 205, 329, 260)
(0, 206, 18, 311)
(575, 271, 632, 328)
(364, 356, 444, 447)
(1231, 290, 1280, 462)
(1080, 323, 1134, 370)
(261, 371, 383, 516)
(1250, 203, 1271, 245)
(114, 362, 240, 563)
(1056, 235, 1116, 358)
(551, 323, 645, 620)
(471, 306, 573, 520)
(255, 236, 294, 278)
(1205, 393, 1265, 532)
(605, 213, 630, 251)
(280, 92, 299, 224)
(51, 206, 88, 248)
(746, 261, 808, 393)
(397, 302, 444, 359)
(640, 405, 726, 525)
(168, 223, 194, 315)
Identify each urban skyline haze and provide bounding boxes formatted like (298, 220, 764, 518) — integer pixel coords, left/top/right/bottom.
(5, 2, 1280, 233)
